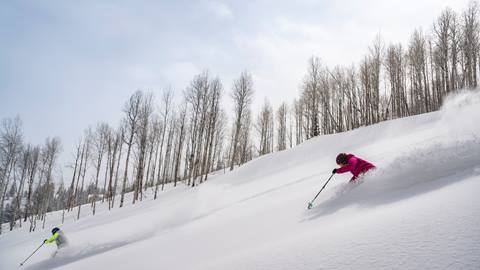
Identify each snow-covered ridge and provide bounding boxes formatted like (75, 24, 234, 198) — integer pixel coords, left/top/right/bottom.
(1, 90, 480, 270)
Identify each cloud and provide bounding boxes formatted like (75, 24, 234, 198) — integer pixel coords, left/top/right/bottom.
(205, 0, 233, 20)
(231, 15, 367, 110)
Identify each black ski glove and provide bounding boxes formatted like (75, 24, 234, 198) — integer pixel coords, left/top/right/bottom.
(332, 168, 337, 174)
(43, 239, 47, 244)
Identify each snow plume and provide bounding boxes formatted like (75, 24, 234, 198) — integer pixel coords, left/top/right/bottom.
(438, 89, 480, 140)
(310, 89, 480, 217)
(311, 138, 480, 217)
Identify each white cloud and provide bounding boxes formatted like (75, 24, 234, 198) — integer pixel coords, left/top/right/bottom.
(232, 16, 367, 110)
(205, 0, 233, 20)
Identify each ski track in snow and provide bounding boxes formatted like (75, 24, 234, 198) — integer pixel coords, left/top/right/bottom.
(24, 240, 137, 270)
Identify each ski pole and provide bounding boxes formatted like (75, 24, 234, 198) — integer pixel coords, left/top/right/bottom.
(307, 173, 334, 209)
(20, 242, 45, 266)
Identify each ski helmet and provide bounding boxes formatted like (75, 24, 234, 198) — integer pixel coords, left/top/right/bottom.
(336, 153, 348, 165)
(52, 227, 60, 234)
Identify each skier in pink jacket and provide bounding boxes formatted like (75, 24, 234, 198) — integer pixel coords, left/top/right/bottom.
(333, 153, 375, 182)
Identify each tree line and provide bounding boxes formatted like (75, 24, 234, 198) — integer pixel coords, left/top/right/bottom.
(1, 2, 479, 233)
(296, 3, 480, 138)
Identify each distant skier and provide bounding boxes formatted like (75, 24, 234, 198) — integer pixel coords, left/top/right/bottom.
(333, 153, 375, 182)
(44, 227, 68, 250)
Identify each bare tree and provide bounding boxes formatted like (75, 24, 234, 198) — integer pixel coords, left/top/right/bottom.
(386, 43, 410, 117)
(229, 71, 254, 170)
(450, 12, 461, 91)
(276, 102, 288, 151)
(160, 115, 175, 191)
(301, 57, 322, 138)
(0, 117, 23, 234)
(172, 104, 187, 187)
(461, 1, 480, 88)
(101, 126, 115, 204)
(238, 110, 253, 165)
(433, 8, 455, 98)
(408, 30, 430, 114)
(153, 89, 173, 196)
(110, 126, 124, 209)
(77, 129, 92, 220)
(133, 92, 153, 203)
(144, 115, 160, 192)
(185, 72, 210, 186)
(120, 91, 143, 208)
(23, 146, 39, 224)
(9, 146, 30, 230)
(201, 77, 223, 182)
(292, 99, 304, 145)
(40, 137, 62, 229)
(66, 140, 82, 212)
(91, 123, 108, 215)
(256, 99, 274, 156)
(212, 110, 227, 173)
(369, 35, 383, 124)
(105, 126, 120, 209)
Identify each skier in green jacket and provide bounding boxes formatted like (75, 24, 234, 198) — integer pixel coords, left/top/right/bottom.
(44, 227, 68, 249)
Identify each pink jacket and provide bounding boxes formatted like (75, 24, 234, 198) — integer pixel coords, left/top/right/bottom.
(336, 154, 375, 181)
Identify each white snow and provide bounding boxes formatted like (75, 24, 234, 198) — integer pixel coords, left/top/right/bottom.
(1, 90, 480, 270)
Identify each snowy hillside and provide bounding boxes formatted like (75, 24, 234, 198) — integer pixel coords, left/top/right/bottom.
(1, 90, 480, 270)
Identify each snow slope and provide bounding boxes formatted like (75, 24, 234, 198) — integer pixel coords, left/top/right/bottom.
(1, 90, 480, 270)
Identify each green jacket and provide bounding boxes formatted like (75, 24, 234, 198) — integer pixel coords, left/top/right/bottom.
(44, 231, 68, 247)
(44, 232, 59, 244)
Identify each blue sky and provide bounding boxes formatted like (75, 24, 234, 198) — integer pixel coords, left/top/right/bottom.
(0, 0, 471, 170)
